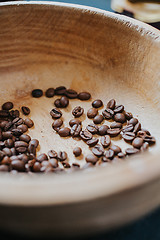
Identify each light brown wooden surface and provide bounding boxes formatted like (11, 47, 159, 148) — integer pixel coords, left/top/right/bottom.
(0, 1, 160, 237)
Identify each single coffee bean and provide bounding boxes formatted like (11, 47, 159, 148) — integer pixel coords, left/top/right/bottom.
(49, 158, 58, 168)
(45, 88, 55, 98)
(13, 117, 23, 126)
(122, 132, 135, 141)
(50, 108, 62, 119)
(19, 134, 31, 143)
(10, 148, 16, 156)
(141, 142, 149, 151)
(102, 108, 114, 120)
(98, 125, 109, 136)
(104, 149, 114, 159)
(48, 150, 58, 159)
(37, 153, 48, 162)
(31, 89, 43, 98)
(143, 135, 156, 144)
(110, 122, 122, 129)
(124, 112, 133, 120)
(117, 152, 126, 158)
(85, 154, 98, 164)
(21, 106, 30, 116)
(0, 110, 9, 118)
(54, 99, 61, 108)
(55, 86, 66, 95)
(57, 151, 67, 161)
(78, 92, 91, 100)
(70, 124, 82, 137)
(15, 141, 29, 148)
(0, 165, 9, 171)
(133, 122, 141, 133)
(137, 130, 147, 138)
(73, 147, 82, 157)
(11, 128, 23, 137)
(33, 162, 42, 172)
(86, 124, 98, 134)
(92, 144, 104, 157)
(17, 124, 28, 133)
(101, 157, 111, 163)
(0, 120, 9, 129)
(72, 106, 84, 117)
(87, 108, 98, 119)
(52, 119, 63, 131)
(24, 118, 34, 128)
(128, 118, 138, 126)
(28, 144, 36, 156)
(60, 96, 69, 108)
(18, 154, 29, 164)
(69, 119, 81, 127)
(62, 161, 70, 168)
(16, 147, 27, 154)
(0, 150, 5, 160)
(107, 99, 116, 110)
(2, 102, 13, 111)
(92, 99, 103, 108)
(1, 156, 11, 165)
(0, 141, 5, 150)
(2, 131, 12, 139)
(107, 128, 121, 137)
(80, 130, 93, 141)
(141, 129, 151, 136)
(114, 105, 124, 113)
(114, 113, 126, 123)
(9, 110, 19, 119)
(86, 138, 99, 147)
(100, 135, 111, 148)
(132, 137, 143, 149)
(3, 147, 12, 156)
(4, 121, 14, 131)
(110, 145, 121, 155)
(59, 127, 70, 137)
(65, 89, 78, 99)
(93, 115, 104, 124)
(72, 163, 80, 169)
(30, 139, 39, 148)
(125, 148, 139, 155)
(5, 139, 14, 148)
(11, 160, 25, 171)
(122, 124, 134, 133)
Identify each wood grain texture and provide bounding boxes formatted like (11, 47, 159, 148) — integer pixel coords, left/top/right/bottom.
(0, 1, 160, 237)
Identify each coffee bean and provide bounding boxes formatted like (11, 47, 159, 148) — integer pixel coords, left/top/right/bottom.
(59, 127, 70, 137)
(52, 119, 63, 131)
(50, 108, 62, 119)
(114, 105, 124, 113)
(98, 125, 109, 136)
(122, 124, 134, 133)
(21, 106, 30, 116)
(72, 163, 80, 169)
(80, 130, 92, 141)
(15, 141, 29, 148)
(107, 99, 116, 110)
(65, 89, 78, 99)
(0, 150, 5, 160)
(93, 115, 104, 124)
(107, 128, 121, 137)
(4, 121, 14, 131)
(124, 112, 133, 120)
(30, 139, 39, 148)
(57, 151, 67, 161)
(1, 156, 11, 165)
(13, 117, 23, 126)
(18, 154, 29, 163)
(0, 120, 9, 129)
(133, 122, 141, 133)
(9, 110, 19, 119)
(70, 124, 82, 137)
(73, 147, 82, 157)
(33, 162, 42, 172)
(11, 160, 25, 171)
(37, 153, 48, 162)
(0, 165, 9, 171)
(85, 154, 98, 164)
(55, 86, 66, 95)
(141, 129, 151, 136)
(104, 149, 114, 159)
(128, 118, 138, 126)
(125, 148, 139, 155)
(60, 96, 69, 108)
(2, 131, 12, 139)
(54, 99, 61, 108)
(69, 119, 81, 127)
(62, 161, 70, 168)
(17, 124, 28, 133)
(11, 148, 16, 156)
(143, 135, 156, 144)
(11, 128, 23, 137)
(92, 99, 103, 108)
(49, 158, 58, 168)
(110, 145, 121, 155)
(78, 92, 91, 100)
(24, 118, 34, 128)
(16, 147, 27, 154)
(3, 147, 12, 156)
(132, 137, 143, 149)
(19, 134, 31, 143)
(114, 113, 126, 123)
(2, 102, 13, 111)
(117, 152, 126, 158)
(45, 88, 55, 98)
(87, 108, 98, 119)
(141, 142, 149, 151)
(86, 124, 98, 134)
(28, 144, 36, 156)
(137, 130, 147, 138)
(110, 122, 122, 129)
(5, 139, 14, 148)
(72, 106, 84, 117)
(101, 156, 111, 163)
(48, 150, 57, 159)
(100, 135, 111, 148)
(0, 110, 9, 118)
(86, 138, 99, 147)
(92, 144, 104, 157)
(102, 108, 114, 120)
(122, 132, 135, 141)
(32, 89, 43, 98)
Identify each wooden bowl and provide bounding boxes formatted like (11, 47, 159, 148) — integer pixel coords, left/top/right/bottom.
(0, 1, 160, 237)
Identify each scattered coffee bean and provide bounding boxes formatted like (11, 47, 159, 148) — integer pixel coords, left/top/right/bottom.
(80, 130, 92, 141)
(101, 156, 111, 163)
(17, 124, 28, 133)
(73, 147, 82, 157)
(72, 163, 80, 169)
(4, 121, 14, 131)
(102, 108, 114, 120)
(30, 139, 39, 148)
(128, 118, 138, 126)
(33, 162, 42, 172)
(1, 156, 11, 165)
(2, 102, 13, 111)
(16, 146, 28, 154)
(50, 108, 62, 119)
(49, 158, 58, 168)
(122, 124, 134, 133)
(92, 144, 104, 157)
(92, 99, 103, 108)
(3, 147, 12, 156)
(141, 142, 149, 151)
(15, 141, 29, 149)
(60, 96, 69, 108)
(141, 129, 151, 136)
(107, 128, 121, 137)
(78, 92, 91, 100)
(2, 131, 13, 139)
(69, 119, 81, 127)
(110, 145, 121, 155)
(0, 120, 9, 129)
(32, 89, 43, 98)
(0, 110, 10, 118)
(104, 149, 114, 159)
(87, 108, 98, 119)
(86, 138, 99, 147)
(100, 135, 111, 148)
(86, 124, 98, 134)
(37, 153, 48, 162)
(70, 124, 82, 137)
(137, 130, 147, 138)
(72, 106, 84, 117)
(133, 122, 141, 133)
(54, 99, 61, 108)
(48, 150, 58, 159)
(0, 165, 9, 171)
(110, 122, 122, 129)
(0, 150, 5, 160)
(45, 88, 55, 98)
(21, 106, 30, 116)
(132, 137, 143, 149)
(65, 89, 78, 99)
(98, 125, 109, 136)
(124, 112, 133, 120)
(55, 86, 66, 95)
(62, 161, 70, 168)
(13, 117, 23, 126)
(10, 110, 20, 119)
(52, 119, 63, 131)
(93, 115, 104, 124)
(122, 132, 135, 142)
(114, 113, 126, 123)
(117, 152, 126, 158)
(11, 128, 23, 137)
(125, 148, 139, 155)
(11, 160, 25, 172)
(58, 127, 70, 137)
(5, 139, 14, 148)
(114, 105, 124, 113)
(107, 99, 116, 110)
(143, 135, 156, 144)
(57, 151, 67, 161)
(85, 154, 98, 164)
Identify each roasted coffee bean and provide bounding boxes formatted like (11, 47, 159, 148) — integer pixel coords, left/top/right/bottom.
(16, 147, 27, 153)
(110, 145, 121, 155)
(0, 110, 9, 118)
(104, 149, 114, 159)
(133, 122, 141, 133)
(80, 130, 92, 141)
(122, 124, 134, 133)
(48, 150, 58, 159)
(33, 162, 42, 172)
(19, 134, 31, 143)
(92, 99, 103, 108)
(110, 122, 122, 129)
(132, 137, 143, 149)
(11, 129, 23, 137)
(15, 141, 29, 148)
(0, 165, 9, 171)
(65, 89, 78, 99)
(143, 135, 156, 144)
(24, 118, 34, 128)
(93, 115, 104, 124)
(52, 119, 63, 131)
(57, 151, 67, 161)
(54, 99, 61, 108)
(87, 108, 98, 119)
(141, 129, 151, 136)
(10, 148, 16, 156)
(28, 144, 36, 156)
(72, 106, 84, 117)
(3, 147, 12, 156)
(2, 131, 13, 139)
(18, 154, 29, 164)
(117, 152, 126, 158)
(72, 163, 80, 169)
(70, 124, 82, 137)
(102, 108, 114, 120)
(45, 88, 55, 98)
(100, 135, 111, 148)
(92, 144, 104, 157)
(122, 132, 135, 141)
(60, 96, 69, 108)
(4, 121, 14, 131)
(11, 160, 25, 171)
(124, 112, 133, 120)
(86, 124, 98, 134)
(0, 120, 9, 129)
(17, 124, 28, 133)
(2, 102, 13, 111)
(9, 110, 19, 119)
(62, 161, 70, 168)
(114, 113, 126, 123)
(69, 119, 81, 127)
(107, 128, 121, 137)
(12, 117, 23, 126)
(21, 106, 30, 116)
(141, 142, 149, 151)
(0, 141, 5, 150)
(73, 147, 82, 157)
(86, 138, 99, 147)
(98, 125, 109, 136)
(107, 99, 116, 110)
(55, 86, 66, 95)
(0, 150, 5, 160)
(85, 154, 98, 164)
(30, 139, 39, 148)
(137, 130, 147, 138)
(1, 156, 11, 165)
(78, 92, 91, 100)
(37, 153, 48, 162)
(32, 89, 43, 98)
(125, 148, 139, 155)
(59, 127, 70, 137)
(49, 158, 58, 168)
(50, 108, 62, 119)
(128, 118, 138, 126)
(5, 139, 14, 148)
(114, 105, 124, 113)
(101, 156, 111, 162)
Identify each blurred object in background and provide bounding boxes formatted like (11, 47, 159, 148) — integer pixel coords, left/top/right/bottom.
(111, 0, 160, 29)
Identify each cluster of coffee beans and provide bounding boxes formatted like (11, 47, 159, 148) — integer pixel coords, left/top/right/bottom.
(0, 87, 156, 173)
